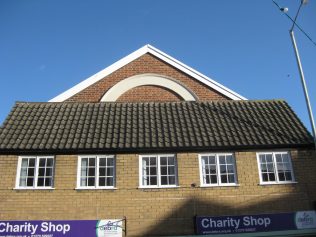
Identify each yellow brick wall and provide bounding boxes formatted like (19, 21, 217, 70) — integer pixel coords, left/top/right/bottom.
(0, 149, 315, 236)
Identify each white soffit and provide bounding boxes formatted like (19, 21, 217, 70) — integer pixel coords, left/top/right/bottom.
(49, 44, 246, 102)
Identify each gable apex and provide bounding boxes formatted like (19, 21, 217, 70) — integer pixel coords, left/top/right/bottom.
(49, 44, 246, 102)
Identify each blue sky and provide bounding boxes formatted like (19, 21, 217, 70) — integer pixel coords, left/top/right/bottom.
(0, 0, 315, 133)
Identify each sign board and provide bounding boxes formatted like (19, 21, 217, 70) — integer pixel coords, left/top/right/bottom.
(196, 211, 316, 235)
(0, 219, 123, 237)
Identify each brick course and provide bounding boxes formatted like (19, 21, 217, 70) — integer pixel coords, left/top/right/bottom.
(1, 149, 315, 236)
(66, 54, 230, 102)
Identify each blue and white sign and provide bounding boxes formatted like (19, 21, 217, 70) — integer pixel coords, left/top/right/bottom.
(0, 219, 123, 237)
(196, 211, 316, 235)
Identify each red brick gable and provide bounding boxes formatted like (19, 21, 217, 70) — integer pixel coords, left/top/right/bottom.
(66, 53, 230, 102)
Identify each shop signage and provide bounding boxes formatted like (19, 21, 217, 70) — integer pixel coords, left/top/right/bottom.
(196, 210, 316, 235)
(0, 219, 123, 237)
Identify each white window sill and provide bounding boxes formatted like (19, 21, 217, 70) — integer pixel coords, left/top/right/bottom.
(259, 181, 298, 186)
(14, 187, 55, 190)
(200, 184, 240, 188)
(75, 187, 117, 190)
(138, 186, 180, 189)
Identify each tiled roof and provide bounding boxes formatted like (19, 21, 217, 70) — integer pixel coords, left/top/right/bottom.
(0, 100, 313, 154)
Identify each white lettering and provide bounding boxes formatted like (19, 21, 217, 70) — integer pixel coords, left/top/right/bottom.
(0, 223, 5, 232)
(41, 222, 71, 235)
(243, 216, 271, 228)
(201, 219, 209, 228)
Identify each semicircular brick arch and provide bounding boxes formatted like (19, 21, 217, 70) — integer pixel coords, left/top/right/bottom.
(100, 74, 197, 102)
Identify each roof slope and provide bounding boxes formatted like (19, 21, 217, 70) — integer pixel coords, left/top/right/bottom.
(0, 101, 313, 154)
(49, 45, 246, 102)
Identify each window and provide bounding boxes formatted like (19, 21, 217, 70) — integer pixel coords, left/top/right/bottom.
(199, 153, 237, 186)
(77, 155, 115, 189)
(16, 156, 54, 189)
(139, 155, 178, 188)
(257, 152, 295, 184)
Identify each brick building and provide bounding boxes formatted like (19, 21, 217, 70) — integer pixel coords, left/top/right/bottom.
(0, 45, 316, 236)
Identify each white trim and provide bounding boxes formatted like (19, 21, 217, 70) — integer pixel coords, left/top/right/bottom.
(138, 154, 178, 188)
(100, 74, 197, 101)
(76, 155, 116, 189)
(256, 151, 295, 185)
(49, 44, 246, 102)
(198, 153, 238, 187)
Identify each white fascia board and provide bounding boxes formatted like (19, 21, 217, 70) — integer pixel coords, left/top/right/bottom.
(146, 45, 247, 100)
(49, 44, 246, 102)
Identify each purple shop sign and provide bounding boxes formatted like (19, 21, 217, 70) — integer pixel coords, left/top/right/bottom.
(195, 211, 316, 235)
(0, 219, 123, 237)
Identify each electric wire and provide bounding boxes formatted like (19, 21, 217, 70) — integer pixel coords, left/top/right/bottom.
(272, 0, 316, 47)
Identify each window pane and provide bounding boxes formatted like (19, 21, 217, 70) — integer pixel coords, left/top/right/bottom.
(268, 173, 276, 181)
(99, 178, 105, 186)
(168, 166, 175, 175)
(161, 176, 168, 185)
(219, 156, 226, 164)
(267, 164, 274, 172)
(226, 155, 233, 164)
(220, 165, 227, 174)
(39, 158, 46, 167)
(80, 178, 87, 186)
(262, 173, 268, 182)
(266, 154, 273, 163)
(161, 167, 167, 175)
(21, 168, 27, 176)
(150, 167, 157, 175)
(275, 154, 282, 163)
(46, 158, 54, 167)
(27, 178, 34, 187)
(45, 178, 53, 187)
(28, 168, 35, 177)
(99, 168, 105, 176)
(38, 168, 45, 177)
(150, 176, 157, 185)
(21, 159, 28, 168)
(106, 177, 114, 186)
(89, 158, 95, 166)
(160, 157, 167, 166)
(46, 168, 53, 176)
(81, 158, 88, 167)
(99, 158, 106, 166)
(169, 176, 176, 185)
(259, 155, 266, 163)
(210, 165, 216, 174)
(278, 172, 285, 181)
(88, 177, 95, 186)
(29, 158, 36, 167)
(88, 167, 95, 176)
(285, 172, 292, 181)
(210, 175, 217, 184)
(150, 157, 156, 166)
(106, 167, 113, 176)
(19, 177, 27, 187)
(38, 178, 44, 186)
(227, 165, 234, 173)
(221, 175, 228, 183)
(168, 156, 175, 165)
(209, 156, 216, 165)
(107, 158, 114, 166)
(228, 174, 235, 183)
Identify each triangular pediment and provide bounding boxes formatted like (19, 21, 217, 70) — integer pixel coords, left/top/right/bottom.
(49, 44, 246, 102)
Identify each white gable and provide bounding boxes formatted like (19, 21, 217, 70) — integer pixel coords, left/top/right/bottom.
(49, 44, 246, 102)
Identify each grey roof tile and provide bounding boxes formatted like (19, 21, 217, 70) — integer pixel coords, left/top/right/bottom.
(0, 100, 314, 153)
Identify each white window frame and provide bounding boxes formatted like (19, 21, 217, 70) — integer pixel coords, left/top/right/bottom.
(76, 155, 116, 190)
(257, 151, 296, 185)
(198, 153, 238, 187)
(139, 154, 178, 188)
(15, 156, 55, 190)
